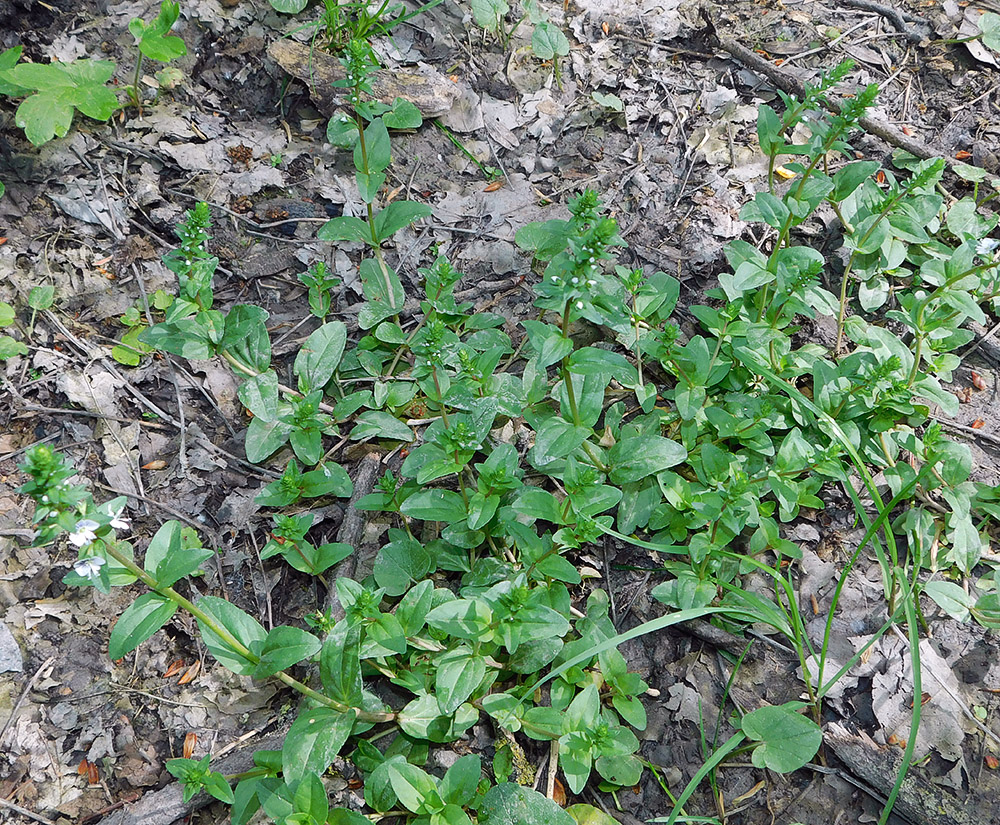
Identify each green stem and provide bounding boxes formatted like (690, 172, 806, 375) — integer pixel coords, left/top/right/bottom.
(100, 541, 394, 723)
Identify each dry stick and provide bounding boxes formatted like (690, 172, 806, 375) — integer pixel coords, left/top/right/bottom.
(0, 656, 56, 750)
(839, 0, 929, 41)
(325, 451, 384, 622)
(87, 729, 290, 825)
(715, 36, 974, 168)
(0, 797, 58, 825)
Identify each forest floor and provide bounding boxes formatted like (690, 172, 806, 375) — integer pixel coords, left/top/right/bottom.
(3, 0, 1000, 823)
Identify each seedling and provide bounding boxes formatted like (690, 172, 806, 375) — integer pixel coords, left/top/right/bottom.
(128, 1, 188, 111)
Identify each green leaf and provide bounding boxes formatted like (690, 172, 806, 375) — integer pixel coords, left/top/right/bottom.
(383, 98, 423, 129)
(108, 593, 178, 659)
(400, 489, 467, 522)
(356, 170, 387, 205)
(523, 320, 574, 368)
(202, 770, 236, 803)
(300, 462, 353, 498)
(231, 778, 262, 825)
(245, 415, 294, 463)
(741, 704, 822, 773)
(741, 192, 789, 230)
(27, 285, 54, 310)
(238, 369, 280, 419)
(981, 11, 1000, 50)
(251, 626, 322, 679)
(425, 598, 492, 639)
(435, 647, 487, 714)
(373, 531, 432, 596)
(358, 258, 405, 329)
(349, 410, 414, 441)
(283, 707, 357, 784)
(531, 21, 570, 60)
(15, 92, 74, 145)
(320, 620, 364, 704)
(317, 215, 371, 245)
(373, 201, 432, 242)
(440, 754, 481, 806)
(386, 762, 440, 814)
(135, 1, 187, 62)
(144, 520, 213, 587)
(566, 804, 619, 825)
(0, 46, 30, 96)
(293, 773, 329, 825)
(195, 596, 266, 675)
(470, 0, 509, 31)
(327, 113, 360, 149)
(140, 311, 225, 360)
(608, 435, 686, 483)
(478, 784, 575, 825)
(396, 580, 434, 636)
(515, 219, 571, 260)
(356, 118, 391, 173)
(294, 321, 347, 393)
(0, 301, 14, 327)
(269, 0, 308, 11)
(221, 304, 271, 373)
(5, 59, 118, 145)
(397, 695, 478, 742)
(0, 336, 28, 359)
(831, 160, 880, 200)
(529, 417, 591, 466)
(591, 91, 623, 112)
(923, 580, 973, 622)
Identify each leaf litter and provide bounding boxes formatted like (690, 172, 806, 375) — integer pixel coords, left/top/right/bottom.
(3, 0, 1000, 821)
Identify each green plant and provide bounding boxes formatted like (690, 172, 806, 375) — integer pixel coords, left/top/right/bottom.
(112, 291, 173, 367)
(128, 0, 188, 111)
(21, 43, 1000, 824)
(0, 299, 27, 360)
(0, 45, 118, 146)
(297, 261, 341, 320)
(469, 0, 570, 83)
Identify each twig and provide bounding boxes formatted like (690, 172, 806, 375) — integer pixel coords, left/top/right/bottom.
(839, 0, 928, 42)
(93, 481, 226, 552)
(0, 656, 56, 749)
(545, 739, 559, 800)
(714, 35, 990, 177)
(0, 797, 58, 825)
(325, 452, 383, 622)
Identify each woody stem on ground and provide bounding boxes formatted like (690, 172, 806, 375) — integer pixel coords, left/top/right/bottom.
(130, 49, 143, 112)
(99, 540, 394, 723)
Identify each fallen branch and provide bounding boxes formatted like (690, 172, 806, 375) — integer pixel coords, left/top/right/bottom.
(714, 35, 984, 172)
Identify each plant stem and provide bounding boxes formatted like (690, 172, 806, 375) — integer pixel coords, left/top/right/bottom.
(100, 541, 394, 723)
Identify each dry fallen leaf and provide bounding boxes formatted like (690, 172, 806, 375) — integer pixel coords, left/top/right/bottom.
(163, 659, 186, 678)
(178, 660, 201, 684)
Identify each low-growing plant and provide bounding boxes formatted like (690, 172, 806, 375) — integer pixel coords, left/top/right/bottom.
(128, 0, 188, 111)
(0, 3, 187, 144)
(0, 45, 118, 146)
(17, 51, 1000, 825)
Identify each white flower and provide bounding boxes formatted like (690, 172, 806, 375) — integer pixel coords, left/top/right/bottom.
(977, 238, 1000, 256)
(109, 509, 130, 533)
(73, 556, 105, 581)
(69, 519, 100, 548)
